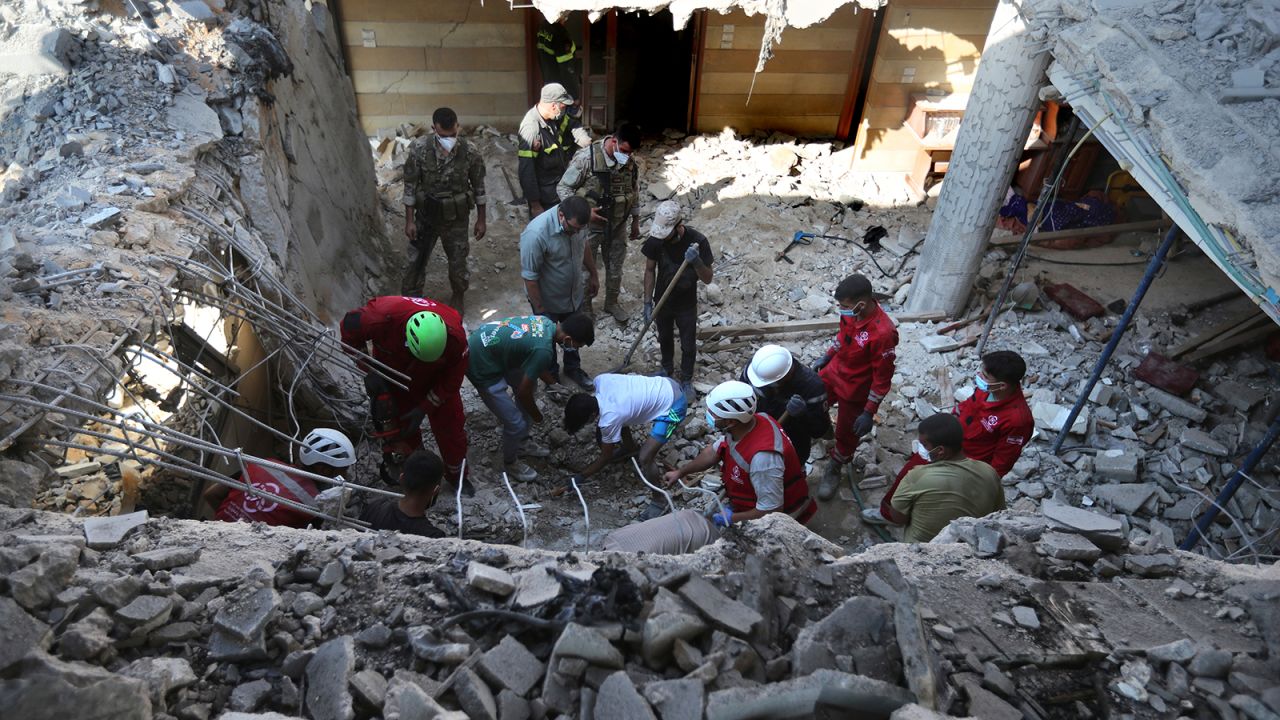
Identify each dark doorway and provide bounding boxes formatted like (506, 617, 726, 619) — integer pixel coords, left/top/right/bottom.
(613, 10, 695, 133)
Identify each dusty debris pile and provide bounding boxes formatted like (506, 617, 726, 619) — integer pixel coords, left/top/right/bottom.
(3, 504, 1279, 720)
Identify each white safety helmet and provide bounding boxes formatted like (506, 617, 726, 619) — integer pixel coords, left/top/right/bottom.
(299, 429, 356, 468)
(706, 380, 758, 423)
(746, 344, 793, 387)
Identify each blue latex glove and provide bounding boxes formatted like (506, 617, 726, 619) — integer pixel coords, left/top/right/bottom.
(710, 506, 733, 528)
(785, 394, 806, 417)
(852, 411, 874, 437)
(684, 243, 702, 265)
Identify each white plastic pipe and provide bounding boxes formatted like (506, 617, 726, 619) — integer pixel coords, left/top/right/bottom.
(570, 475, 590, 551)
(632, 457, 675, 515)
(455, 458, 466, 540)
(501, 471, 527, 548)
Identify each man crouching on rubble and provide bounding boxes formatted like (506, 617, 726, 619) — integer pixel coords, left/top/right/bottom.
(885, 413, 1005, 542)
(340, 296, 471, 496)
(603, 381, 816, 554)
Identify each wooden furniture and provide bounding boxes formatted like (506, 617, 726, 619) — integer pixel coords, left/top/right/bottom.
(904, 93, 1048, 196)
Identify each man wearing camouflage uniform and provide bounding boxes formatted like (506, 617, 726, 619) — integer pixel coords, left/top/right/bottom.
(402, 107, 487, 313)
(557, 123, 641, 323)
(517, 83, 586, 218)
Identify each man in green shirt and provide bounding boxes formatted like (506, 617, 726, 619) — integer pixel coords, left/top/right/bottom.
(888, 413, 1006, 542)
(467, 313, 595, 482)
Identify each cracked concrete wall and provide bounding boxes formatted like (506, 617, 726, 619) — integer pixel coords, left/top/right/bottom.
(238, 0, 391, 320)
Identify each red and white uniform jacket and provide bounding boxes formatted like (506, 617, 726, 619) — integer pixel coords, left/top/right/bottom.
(956, 388, 1034, 477)
(340, 296, 468, 411)
(718, 413, 817, 525)
(819, 301, 899, 412)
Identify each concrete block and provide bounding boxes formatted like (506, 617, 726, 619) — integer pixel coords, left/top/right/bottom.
(1011, 606, 1040, 630)
(83, 511, 148, 549)
(676, 576, 763, 638)
(1042, 500, 1125, 550)
(466, 562, 515, 596)
(1094, 450, 1139, 482)
(478, 635, 545, 697)
(1093, 483, 1158, 515)
(1037, 531, 1101, 561)
(1032, 402, 1088, 436)
(0, 25, 75, 77)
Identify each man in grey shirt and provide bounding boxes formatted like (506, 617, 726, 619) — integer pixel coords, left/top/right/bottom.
(519, 195, 599, 390)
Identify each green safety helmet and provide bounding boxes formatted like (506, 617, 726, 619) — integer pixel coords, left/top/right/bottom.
(406, 311, 447, 362)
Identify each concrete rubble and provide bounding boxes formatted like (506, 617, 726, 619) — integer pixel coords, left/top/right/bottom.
(0, 505, 1276, 719)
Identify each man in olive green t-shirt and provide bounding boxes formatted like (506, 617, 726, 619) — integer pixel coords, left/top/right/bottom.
(467, 313, 594, 483)
(888, 413, 1005, 542)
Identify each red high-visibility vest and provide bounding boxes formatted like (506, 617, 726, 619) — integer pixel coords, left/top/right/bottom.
(216, 460, 319, 528)
(718, 414, 816, 524)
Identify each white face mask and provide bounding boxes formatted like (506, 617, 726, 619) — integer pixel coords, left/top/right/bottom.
(913, 439, 932, 462)
(438, 136, 457, 152)
(613, 150, 630, 166)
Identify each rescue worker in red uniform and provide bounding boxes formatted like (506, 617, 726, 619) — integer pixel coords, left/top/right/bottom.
(340, 296, 472, 494)
(865, 350, 1033, 525)
(202, 428, 356, 527)
(813, 274, 899, 501)
(664, 381, 817, 527)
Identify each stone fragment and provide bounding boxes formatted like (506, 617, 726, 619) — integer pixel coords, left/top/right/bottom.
(792, 596, 895, 676)
(1145, 639, 1195, 664)
(306, 636, 356, 720)
(0, 597, 51, 671)
(1189, 648, 1233, 679)
(133, 546, 201, 571)
(167, 91, 224, 158)
(676, 576, 763, 637)
(59, 607, 113, 660)
(93, 575, 143, 608)
(2, 654, 150, 718)
(120, 657, 197, 708)
(292, 591, 325, 617)
(478, 635, 545, 696)
(643, 678, 703, 720)
(974, 525, 1004, 557)
(705, 669, 912, 719)
(208, 628, 267, 661)
(350, 669, 388, 709)
(511, 563, 563, 608)
(455, 667, 498, 720)
(963, 682, 1021, 720)
(82, 511, 148, 549)
(1146, 389, 1207, 422)
(82, 207, 122, 229)
(553, 622, 624, 669)
(229, 678, 273, 712)
(317, 559, 346, 587)
(408, 627, 470, 664)
(151, 621, 200, 644)
(173, 0, 218, 24)
(1037, 532, 1101, 561)
(384, 676, 449, 720)
(595, 671, 656, 720)
(1093, 483, 1158, 515)
(0, 460, 44, 509)
(8, 545, 79, 610)
(1180, 428, 1228, 456)
(642, 589, 709, 666)
(1124, 554, 1178, 578)
(648, 181, 675, 200)
(214, 586, 279, 642)
(467, 562, 516, 596)
(1215, 380, 1266, 412)
(1011, 606, 1040, 630)
(356, 622, 391, 648)
(496, 688, 531, 720)
(116, 595, 174, 629)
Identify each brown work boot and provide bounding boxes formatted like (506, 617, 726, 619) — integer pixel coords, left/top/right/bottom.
(604, 297, 629, 323)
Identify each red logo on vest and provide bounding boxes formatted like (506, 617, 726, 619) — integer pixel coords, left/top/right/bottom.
(854, 330, 870, 347)
(980, 414, 999, 432)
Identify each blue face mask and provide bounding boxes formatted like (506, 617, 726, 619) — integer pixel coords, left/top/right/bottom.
(837, 308, 856, 317)
(975, 375, 990, 392)
(705, 410, 718, 429)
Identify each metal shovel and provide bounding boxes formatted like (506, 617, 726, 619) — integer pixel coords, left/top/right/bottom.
(607, 256, 691, 374)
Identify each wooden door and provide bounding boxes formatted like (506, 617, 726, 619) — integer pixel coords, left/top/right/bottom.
(582, 12, 617, 131)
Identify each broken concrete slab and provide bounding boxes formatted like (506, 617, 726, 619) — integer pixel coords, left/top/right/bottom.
(1124, 554, 1179, 578)
(306, 636, 356, 720)
(595, 671, 657, 720)
(477, 635, 545, 697)
(676, 576, 763, 637)
(1042, 500, 1125, 550)
(132, 546, 200, 571)
(1145, 389, 1207, 423)
(0, 25, 76, 77)
(454, 667, 498, 720)
(0, 597, 51, 672)
(642, 678, 703, 720)
(1094, 451, 1139, 483)
(705, 669, 913, 720)
(115, 595, 173, 630)
(1032, 402, 1089, 436)
(919, 335, 964, 353)
(82, 511, 148, 550)
(1037, 531, 1102, 561)
(213, 586, 278, 642)
(167, 91, 224, 159)
(120, 657, 197, 709)
(1179, 428, 1228, 456)
(512, 563, 563, 609)
(792, 596, 896, 677)
(552, 622, 624, 669)
(1011, 606, 1040, 630)
(1092, 483, 1158, 515)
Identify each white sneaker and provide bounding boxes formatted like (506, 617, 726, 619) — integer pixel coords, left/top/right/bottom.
(861, 507, 890, 525)
(505, 462, 538, 482)
(521, 440, 551, 459)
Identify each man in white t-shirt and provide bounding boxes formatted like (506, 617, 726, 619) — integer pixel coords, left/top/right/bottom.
(564, 373, 688, 518)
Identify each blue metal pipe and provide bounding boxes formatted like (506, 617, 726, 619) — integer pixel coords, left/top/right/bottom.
(1180, 414, 1280, 552)
(1050, 226, 1179, 454)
